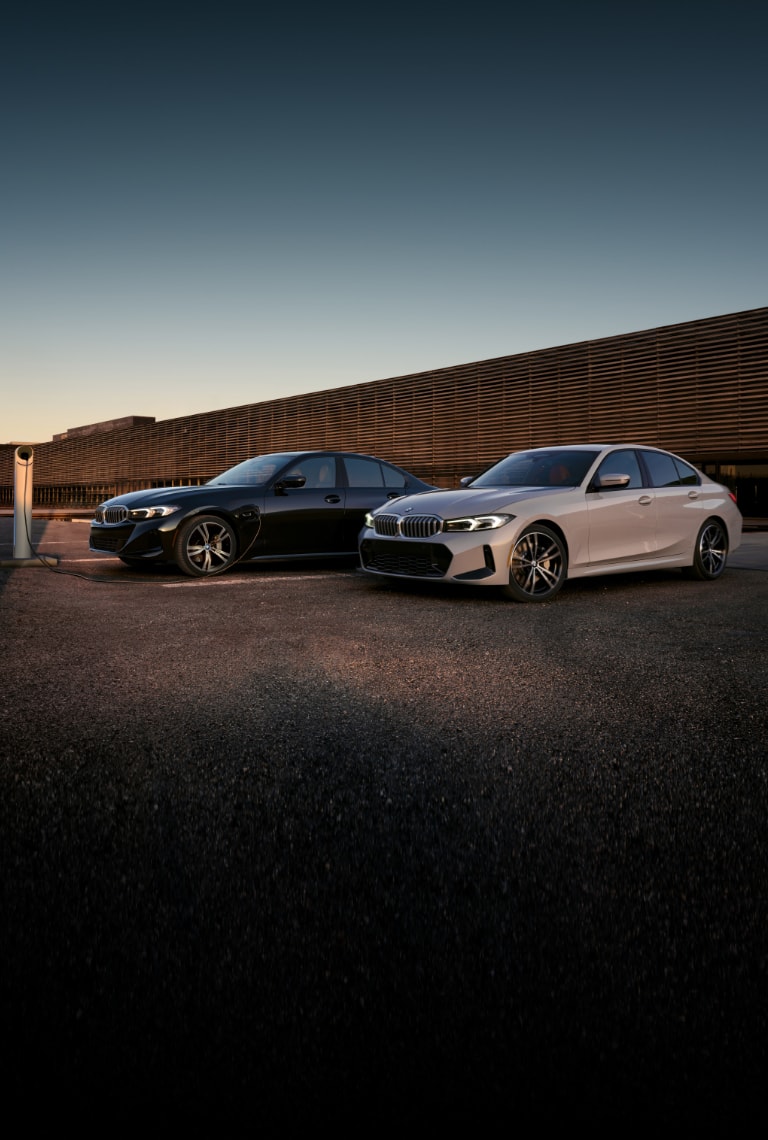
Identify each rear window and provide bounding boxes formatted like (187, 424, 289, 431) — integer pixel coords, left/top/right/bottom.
(345, 457, 385, 488)
(642, 450, 699, 488)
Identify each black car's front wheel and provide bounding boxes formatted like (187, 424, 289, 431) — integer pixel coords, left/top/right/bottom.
(503, 524, 567, 602)
(175, 514, 238, 577)
(684, 518, 728, 580)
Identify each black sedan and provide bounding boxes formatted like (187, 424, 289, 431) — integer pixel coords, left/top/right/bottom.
(90, 451, 434, 577)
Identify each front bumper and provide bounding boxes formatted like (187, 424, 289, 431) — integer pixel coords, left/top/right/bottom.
(359, 528, 514, 586)
(89, 520, 175, 560)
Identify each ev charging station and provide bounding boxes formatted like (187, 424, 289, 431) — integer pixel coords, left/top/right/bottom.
(0, 445, 59, 568)
(13, 445, 35, 559)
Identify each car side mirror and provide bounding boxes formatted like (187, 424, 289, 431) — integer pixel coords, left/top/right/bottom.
(459, 476, 475, 487)
(274, 475, 306, 494)
(594, 473, 632, 490)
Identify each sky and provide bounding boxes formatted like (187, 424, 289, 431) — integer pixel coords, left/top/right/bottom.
(2, 1, 767, 443)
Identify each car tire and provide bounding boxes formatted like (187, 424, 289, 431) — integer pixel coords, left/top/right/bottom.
(683, 518, 728, 580)
(175, 514, 238, 577)
(503, 524, 567, 602)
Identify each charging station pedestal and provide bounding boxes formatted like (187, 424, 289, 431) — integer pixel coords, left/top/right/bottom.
(13, 445, 35, 559)
(0, 445, 59, 568)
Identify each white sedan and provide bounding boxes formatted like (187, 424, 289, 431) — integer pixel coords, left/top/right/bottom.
(359, 444, 743, 602)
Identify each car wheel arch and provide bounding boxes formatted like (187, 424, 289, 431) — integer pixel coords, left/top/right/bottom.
(521, 518, 570, 562)
(177, 505, 247, 535)
(708, 513, 731, 538)
(692, 513, 732, 547)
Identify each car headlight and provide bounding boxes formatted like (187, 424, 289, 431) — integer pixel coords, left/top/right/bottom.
(364, 511, 378, 527)
(128, 505, 181, 521)
(443, 514, 515, 532)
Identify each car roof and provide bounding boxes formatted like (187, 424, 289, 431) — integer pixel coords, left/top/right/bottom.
(277, 450, 397, 460)
(518, 443, 675, 453)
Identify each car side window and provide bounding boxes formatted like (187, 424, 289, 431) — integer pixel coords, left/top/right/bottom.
(593, 449, 643, 489)
(344, 457, 386, 488)
(382, 464, 408, 490)
(672, 457, 700, 486)
(642, 450, 686, 487)
(284, 457, 337, 488)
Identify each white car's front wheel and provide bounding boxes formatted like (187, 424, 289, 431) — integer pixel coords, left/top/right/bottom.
(503, 525, 567, 602)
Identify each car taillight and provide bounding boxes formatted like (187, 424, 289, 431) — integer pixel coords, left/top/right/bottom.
(729, 492, 738, 505)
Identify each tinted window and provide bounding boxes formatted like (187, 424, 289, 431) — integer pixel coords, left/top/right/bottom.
(642, 450, 685, 487)
(382, 463, 408, 490)
(593, 449, 643, 489)
(673, 457, 699, 486)
(472, 449, 600, 488)
(283, 456, 337, 488)
(344, 457, 385, 488)
(209, 453, 299, 486)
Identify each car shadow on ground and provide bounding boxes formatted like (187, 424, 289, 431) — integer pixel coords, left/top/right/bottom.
(357, 565, 714, 605)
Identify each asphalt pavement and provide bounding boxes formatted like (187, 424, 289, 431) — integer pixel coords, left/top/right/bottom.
(1, 519, 767, 1124)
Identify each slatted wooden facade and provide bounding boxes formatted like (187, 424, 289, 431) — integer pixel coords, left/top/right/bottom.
(2, 306, 767, 507)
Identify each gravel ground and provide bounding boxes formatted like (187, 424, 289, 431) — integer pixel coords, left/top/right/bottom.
(1, 520, 767, 1123)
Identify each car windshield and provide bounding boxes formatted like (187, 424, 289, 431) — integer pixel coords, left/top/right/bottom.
(207, 453, 300, 486)
(470, 449, 601, 488)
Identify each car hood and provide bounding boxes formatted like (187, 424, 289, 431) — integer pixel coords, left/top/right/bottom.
(377, 485, 573, 517)
(101, 485, 226, 508)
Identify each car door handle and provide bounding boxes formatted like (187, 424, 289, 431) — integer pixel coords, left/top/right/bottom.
(638, 495, 653, 505)
(688, 490, 699, 499)
(324, 494, 341, 503)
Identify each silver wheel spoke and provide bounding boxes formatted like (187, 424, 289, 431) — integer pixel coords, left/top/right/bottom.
(535, 561, 560, 588)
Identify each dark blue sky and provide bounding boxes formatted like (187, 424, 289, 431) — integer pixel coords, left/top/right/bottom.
(3, 2, 766, 441)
